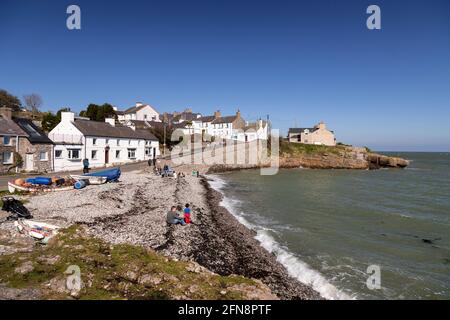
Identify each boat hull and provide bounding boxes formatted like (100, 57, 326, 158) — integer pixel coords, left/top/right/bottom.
(8, 182, 73, 194)
(70, 175, 107, 185)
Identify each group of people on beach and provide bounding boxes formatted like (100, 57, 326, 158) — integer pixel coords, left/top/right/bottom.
(166, 204, 191, 226)
(154, 164, 186, 179)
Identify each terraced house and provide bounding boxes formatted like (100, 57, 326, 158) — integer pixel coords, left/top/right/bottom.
(49, 112, 160, 172)
(0, 107, 54, 173)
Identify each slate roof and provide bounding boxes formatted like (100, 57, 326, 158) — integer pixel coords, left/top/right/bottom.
(123, 104, 157, 115)
(197, 115, 215, 122)
(0, 115, 27, 136)
(211, 116, 238, 124)
(13, 118, 53, 144)
(73, 119, 157, 140)
(288, 128, 316, 134)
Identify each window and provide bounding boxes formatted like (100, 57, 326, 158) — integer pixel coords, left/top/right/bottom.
(91, 150, 98, 160)
(92, 138, 97, 145)
(39, 151, 48, 161)
(144, 115, 148, 120)
(2, 151, 13, 164)
(105, 139, 109, 145)
(3, 136, 11, 146)
(128, 140, 131, 145)
(127, 148, 136, 159)
(115, 150, 120, 159)
(117, 139, 120, 146)
(68, 149, 81, 160)
(55, 150, 63, 158)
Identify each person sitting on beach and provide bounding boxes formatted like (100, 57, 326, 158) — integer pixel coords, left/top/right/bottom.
(166, 206, 185, 226)
(183, 203, 191, 224)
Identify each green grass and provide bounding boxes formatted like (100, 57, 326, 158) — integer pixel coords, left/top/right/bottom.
(0, 225, 265, 300)
(280, 140, 345, 156)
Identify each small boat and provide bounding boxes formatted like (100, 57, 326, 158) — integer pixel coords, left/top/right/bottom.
(70, 175, 108, 185)
(15, 220, 60, 244)
(81, 167, 121, 182)
(8, 181, 73, 194)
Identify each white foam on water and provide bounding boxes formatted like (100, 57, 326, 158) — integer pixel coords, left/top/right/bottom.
(207, 174, 354, 300)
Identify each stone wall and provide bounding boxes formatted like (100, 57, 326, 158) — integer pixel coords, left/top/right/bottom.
(0, 136, 18, 174)
(17, 138, 53, 173)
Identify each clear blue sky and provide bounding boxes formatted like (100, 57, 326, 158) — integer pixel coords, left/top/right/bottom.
(1, 0, 449, 151)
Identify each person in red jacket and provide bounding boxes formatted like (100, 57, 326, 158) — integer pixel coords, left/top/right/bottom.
(183, 203, 191, 224)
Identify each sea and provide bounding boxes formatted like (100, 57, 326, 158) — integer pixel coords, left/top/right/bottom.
(207, 152, 450, 300)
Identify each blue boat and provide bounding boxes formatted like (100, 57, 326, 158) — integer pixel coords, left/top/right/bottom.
(83, 168, 121, 182)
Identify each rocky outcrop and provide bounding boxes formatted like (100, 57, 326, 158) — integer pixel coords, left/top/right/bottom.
(366, 153, 409, 169)
(207, 146, 409, 172)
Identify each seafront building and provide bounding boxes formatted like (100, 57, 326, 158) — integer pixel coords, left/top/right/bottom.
(288, 122, 336, 146)
(116, 102, 161, 123)
(49, 112, 159, 172)
(115, 104, 269, 142)
(0, 107, 54, 174)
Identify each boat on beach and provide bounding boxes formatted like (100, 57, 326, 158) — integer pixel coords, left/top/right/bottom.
(69, 175, 108, 185)
(8, 181, 74, 194)
(79, 167, 121, 182)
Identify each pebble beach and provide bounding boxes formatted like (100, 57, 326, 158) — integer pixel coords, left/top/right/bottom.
(0, 163, 320, 300)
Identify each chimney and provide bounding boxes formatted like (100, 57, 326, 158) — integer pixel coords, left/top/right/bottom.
(136, 102, 143, 107)
(105, 118, 115, 127)
(214, 110, 221, 119)
(317, 121, 326, 130)
(61, 111, 75, 123)
(236, 109, 241, 119)
(0, 107, 12, 120)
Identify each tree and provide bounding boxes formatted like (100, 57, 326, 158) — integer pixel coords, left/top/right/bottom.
(41, 112, 59, 132)
(23, 93, 43, 113)
(0, 89, 22, 111)
(41, 107, 72, 132)
(79, 103, 116, 121)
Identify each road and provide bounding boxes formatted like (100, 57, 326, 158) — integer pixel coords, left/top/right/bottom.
(0, 161, 151, 191)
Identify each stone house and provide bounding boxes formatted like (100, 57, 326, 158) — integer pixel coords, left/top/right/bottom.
(288, 122, 336, 146)
(0, 107, 26, 173)
(0, 107, 54, 173)
(13, 118, 54, 173)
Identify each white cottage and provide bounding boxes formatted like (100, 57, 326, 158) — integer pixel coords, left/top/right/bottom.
(49, 112, 159, 172)
(117, 102, 160, 123)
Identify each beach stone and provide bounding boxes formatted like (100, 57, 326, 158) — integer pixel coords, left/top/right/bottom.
(124, 270, 138, 282)
(139, 274, 162, 287)
(37, 255, 60, 265)
(14, 261, 34, 274)
(48, 277, 67, 294)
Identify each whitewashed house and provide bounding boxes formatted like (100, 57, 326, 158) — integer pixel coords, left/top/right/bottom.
(117, 102, 160, 123)
(232, 120, 269, 142)
(49, 112, 159, 172)
(169, 110, 269, 142)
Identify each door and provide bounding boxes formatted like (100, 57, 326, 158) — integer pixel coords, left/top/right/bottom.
(105, 147, 110, 164)
(26, 153, 34, 171)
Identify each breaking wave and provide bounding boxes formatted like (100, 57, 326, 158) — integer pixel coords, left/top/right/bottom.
(207, 174, 354, 300)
